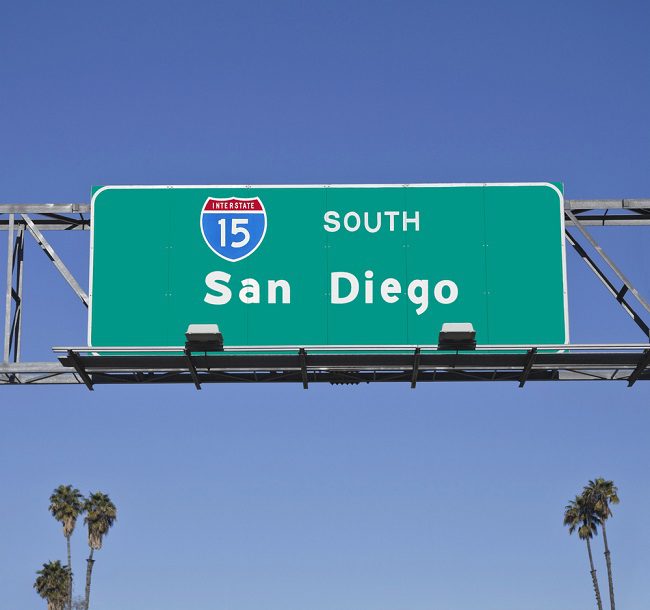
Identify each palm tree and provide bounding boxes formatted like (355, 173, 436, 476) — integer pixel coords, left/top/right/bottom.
(584, 478, 619, 610)
(34, 560, 70, 610)
(564, 494, 604, 610)
(83, 492, 117, 610)
(49, 485, 85, 610)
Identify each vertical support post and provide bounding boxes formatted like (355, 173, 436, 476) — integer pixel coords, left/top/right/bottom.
(11, 228, 25, 362)
(299, 348, 308, 389)
(3, 214, 14, 362)
(410, 347, 421, 389)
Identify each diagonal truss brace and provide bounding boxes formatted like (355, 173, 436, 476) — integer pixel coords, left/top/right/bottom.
(566, 211, 650, 314)
(410, 347, 421, 388)
(564, 232, 650, 338)
(21, 214, 89, 307)
(183, 348, 202, 390)
(66, 349, 93, 390)
(565, 211, 650, 340)
(628, 349, 650, 387)
(518, 348, 537, 387)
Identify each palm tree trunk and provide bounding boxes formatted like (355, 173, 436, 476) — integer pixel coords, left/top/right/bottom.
(66, 534, 73, 610)
(601, 521, 615, 610)
(84, 549, 95, 610)
(586, 538, 604, 610)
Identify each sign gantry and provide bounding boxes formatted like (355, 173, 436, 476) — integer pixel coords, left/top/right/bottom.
(1, 188, 649, 388)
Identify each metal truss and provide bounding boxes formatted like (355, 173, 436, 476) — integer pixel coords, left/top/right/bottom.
(1, 199, 649, 388)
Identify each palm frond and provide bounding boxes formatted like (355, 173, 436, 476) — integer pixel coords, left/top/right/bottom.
(584, 478, 619, 521)
(34, 560, 70, 609)
(49, 485, 85, 538)
(84, 491, 117, 550)
(563, 494, 601, 540)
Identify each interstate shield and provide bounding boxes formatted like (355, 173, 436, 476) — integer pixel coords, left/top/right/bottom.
(200, 197, 267, 262)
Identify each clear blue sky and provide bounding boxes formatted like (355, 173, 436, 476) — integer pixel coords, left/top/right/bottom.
(1, 1, 650, 609)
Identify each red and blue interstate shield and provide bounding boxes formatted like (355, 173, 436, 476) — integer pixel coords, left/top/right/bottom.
(200, 197, 267, 262)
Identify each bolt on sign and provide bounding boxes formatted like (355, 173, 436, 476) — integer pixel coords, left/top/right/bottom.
(88, 184, 569, 347)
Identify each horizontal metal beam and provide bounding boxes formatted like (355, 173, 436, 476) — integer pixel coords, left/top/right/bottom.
(0, 374, 82, 385)
(0, 200, 648, 214)
(1, 345, 649, 385)
(0, 204, 89, 214)
(566, 215, 650, 227)
(53, 343, 650, 353)
(2, 216, 647, 229)
(56, 351, 650, 371)
(566, 199, 650, 210)
(0, 202, 648, 230)
(0, 219, 89, 231)
(0, 362, 81, 385)
(0, 361, 75, 373)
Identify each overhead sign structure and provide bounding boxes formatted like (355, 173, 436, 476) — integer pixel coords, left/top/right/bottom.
(88, 183, 569, 348)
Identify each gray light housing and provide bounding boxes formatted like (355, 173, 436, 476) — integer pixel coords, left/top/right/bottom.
(185, 324, 222, 342)
(185, 324, 224, 352)
(438, 322, 476, 350)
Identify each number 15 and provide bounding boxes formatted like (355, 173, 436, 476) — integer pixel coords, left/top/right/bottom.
(217, 218, 250, 248)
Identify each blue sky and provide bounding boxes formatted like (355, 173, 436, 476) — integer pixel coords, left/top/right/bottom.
(1, 1, 650, 609)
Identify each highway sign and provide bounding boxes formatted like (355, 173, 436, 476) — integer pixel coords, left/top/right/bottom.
(89, 183, 568, 347)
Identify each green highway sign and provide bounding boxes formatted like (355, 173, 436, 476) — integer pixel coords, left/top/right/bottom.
(89, 183, 569, 347)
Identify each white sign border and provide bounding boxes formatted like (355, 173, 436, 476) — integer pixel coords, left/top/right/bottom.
(88, 183, 569, 348)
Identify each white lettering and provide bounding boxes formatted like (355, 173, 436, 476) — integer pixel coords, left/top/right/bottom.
(343, 212, 361, 232)
(408, 279, 429, 315)
(239, 278, 260, 304)
(380, 278, 401, 303)
(323, 211, 340, 232)
(204, 271, 232, 305)
(364, 212, 381, 233)
(385, 211, 399, 231)
(323, 210, 421, 233)
(403, 211, 420, 232)
(364, 270, 374, 304)
(434, 280, 458, 304)
(331, 272, 359, 304)
(268, 279, 291, 304)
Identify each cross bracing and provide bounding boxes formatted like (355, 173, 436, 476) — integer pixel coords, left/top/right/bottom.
(1, 199, 649, 388)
